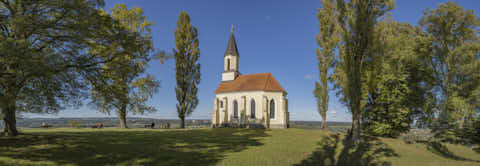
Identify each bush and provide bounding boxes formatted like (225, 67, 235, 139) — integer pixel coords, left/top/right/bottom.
(363, 119, 410, 138)
(362, 73, 412, 138)
(457, 120, 480, 144)
(433, 120, 480, 145)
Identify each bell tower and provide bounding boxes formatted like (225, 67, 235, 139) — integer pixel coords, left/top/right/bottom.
(222, 25, 240, 82)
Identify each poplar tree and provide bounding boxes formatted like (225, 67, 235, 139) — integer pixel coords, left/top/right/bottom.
(314, 0, 338, 130)
(334, 0, 394, 143)
(174, 11, 201, 129)
(89, 4, 161, 128)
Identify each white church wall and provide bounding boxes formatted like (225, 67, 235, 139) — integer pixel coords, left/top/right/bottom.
(215, 90, 288, 128)
(263, 91, 287, 128)
(216, 91, 264, 122)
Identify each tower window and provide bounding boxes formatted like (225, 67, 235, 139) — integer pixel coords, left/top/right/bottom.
(227, 59, 231, 71)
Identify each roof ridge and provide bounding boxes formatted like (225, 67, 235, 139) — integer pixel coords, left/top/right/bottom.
(242, 72, 269, 76)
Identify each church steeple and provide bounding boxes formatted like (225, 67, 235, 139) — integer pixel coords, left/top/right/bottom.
(225, 26, 239, 57)
(222, 25, 240, 82)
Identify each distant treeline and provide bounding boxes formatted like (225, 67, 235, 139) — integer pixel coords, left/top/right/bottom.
(10, 118, 210, 129)
(5, 118, 352, 129)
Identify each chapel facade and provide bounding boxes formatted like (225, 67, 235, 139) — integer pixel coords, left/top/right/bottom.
(211, 29, 289, 129)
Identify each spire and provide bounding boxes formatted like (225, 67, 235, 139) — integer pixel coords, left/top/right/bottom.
(225, 25, 239, 56)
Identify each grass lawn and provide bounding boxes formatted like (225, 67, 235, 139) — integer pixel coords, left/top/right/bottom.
(0, 128, 479, 166)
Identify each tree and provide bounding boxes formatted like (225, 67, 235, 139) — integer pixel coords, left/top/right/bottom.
(174, 11, 201, 129)
(89, 4, 160, 129)
(419, 2, 480, 132)
(0, 0, 146, 136)
(333, 0, 394, 143)
(361, 17, 429, 137)
(314, 0, 338, 130)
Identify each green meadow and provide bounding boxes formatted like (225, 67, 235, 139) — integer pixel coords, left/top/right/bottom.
(0, 128, 479, 166)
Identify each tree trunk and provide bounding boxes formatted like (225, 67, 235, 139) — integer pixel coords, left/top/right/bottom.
(321, 112, 327, 130)
(180, 116, 185, 129)
(2, 103, 18, 136)
(351, 113, 361, 144)
(458, 111, 466, 129)
(119, 104, 128, 128)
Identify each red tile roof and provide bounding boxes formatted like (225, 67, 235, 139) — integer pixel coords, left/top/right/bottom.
(215, 73, 285, 94)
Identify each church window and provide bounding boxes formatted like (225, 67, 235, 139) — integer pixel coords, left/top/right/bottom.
(220, 101, 223, 108)
(233, 100, 238, 119)
(250, 99, 256, 119)
(270, 99, 275, 119)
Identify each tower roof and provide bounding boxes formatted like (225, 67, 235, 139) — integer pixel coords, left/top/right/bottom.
(225, 31, 239, 56)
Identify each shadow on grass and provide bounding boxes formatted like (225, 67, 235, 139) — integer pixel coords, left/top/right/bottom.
(295, 134, 399, 166)
(0, 128, 269, 166)
(474, 147, 480, 154)
(421, 141, 480, 163)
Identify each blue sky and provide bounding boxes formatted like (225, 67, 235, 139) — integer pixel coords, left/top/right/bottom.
(26, 0, 480, 121)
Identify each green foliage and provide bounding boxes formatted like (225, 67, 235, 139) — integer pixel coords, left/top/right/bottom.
(362, 17, 420, 137)
(435, 119, 480, 145)
(333, 0, 394, 142)
(0, 0, 131, 136)
(419, 2, 480, 133)
(363, 73, 410, 137)
(174, 11, 201, 128)
(461, 119, 480, 144)
(68, 120, 80, 128)
(315, 0, 339, 129)
(89, 4, 161, 128)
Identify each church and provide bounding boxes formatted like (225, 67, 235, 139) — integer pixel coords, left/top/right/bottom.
(211, 29, 289, 129)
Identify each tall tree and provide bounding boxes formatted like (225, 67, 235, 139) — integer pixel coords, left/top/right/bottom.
(0, 0, 148, 136)
(419, 2, 480, 131)
(362, 17, 424, 137)
(314, 0, 338, 130)
(1, 0, 101, 136)
(333, 0, 394, 143)
(89, 4, 161, 128)
(174, 11, 201, 129)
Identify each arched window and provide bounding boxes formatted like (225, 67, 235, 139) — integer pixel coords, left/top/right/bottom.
(250, 99, 256, 119)
(227, 59, 231, 71)
(270, 99, 275, 119)
(233, 100, 238, 119)
(220, 101, 223, 108)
